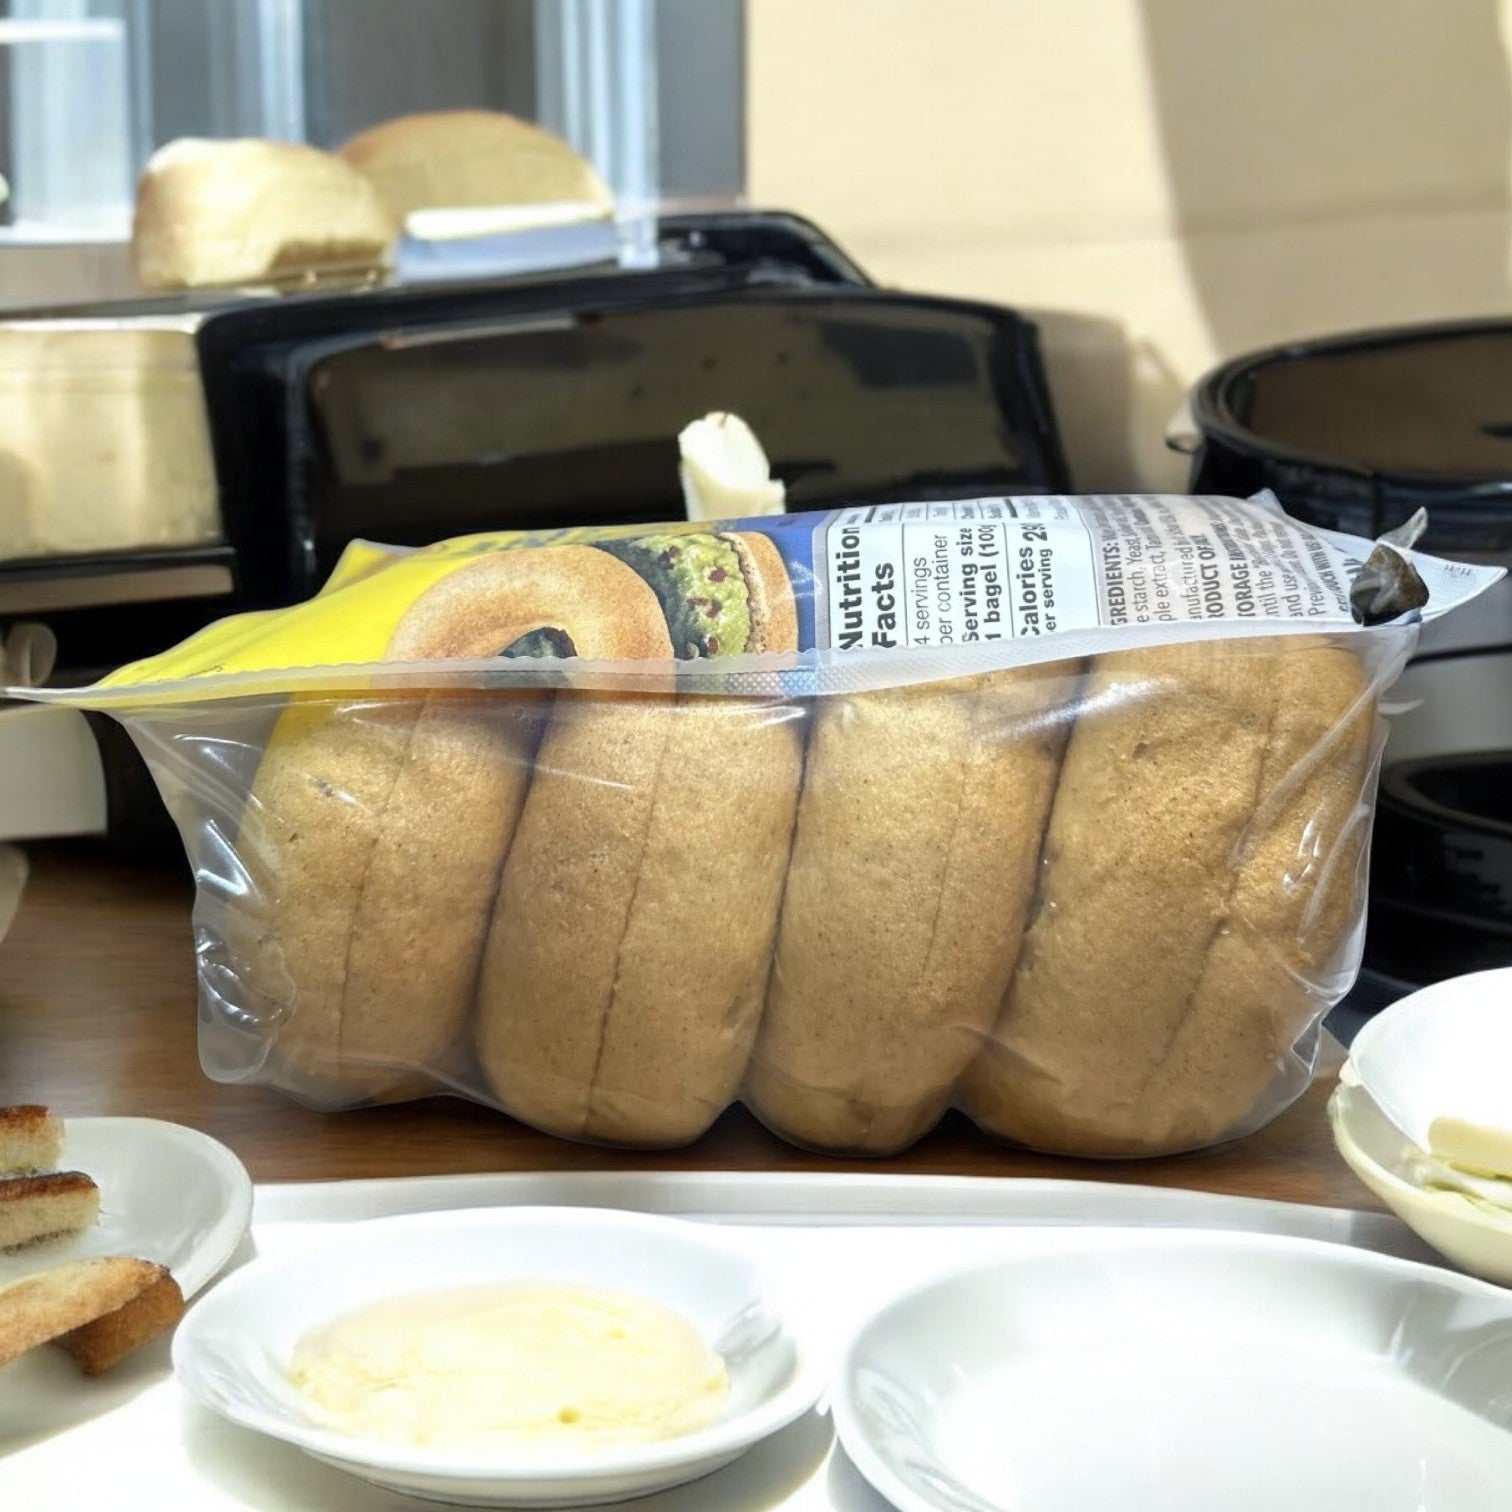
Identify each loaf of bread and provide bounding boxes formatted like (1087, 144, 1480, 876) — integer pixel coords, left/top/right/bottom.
(133, 138, 396, 291)
(339, 110, 613, 222)
(476, 692, 803, 1145)
(960, 637, 1375, 1155)
(746, 666, 1081, 1154)
(235, 693, 542, 1103)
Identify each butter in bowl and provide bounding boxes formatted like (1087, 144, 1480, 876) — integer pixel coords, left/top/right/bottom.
(170, 1206, 819, 1506)
(1330, 967, 1512, 1285)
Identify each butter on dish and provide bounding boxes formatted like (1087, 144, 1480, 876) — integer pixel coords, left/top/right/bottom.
(290, 1281, 730, 1454)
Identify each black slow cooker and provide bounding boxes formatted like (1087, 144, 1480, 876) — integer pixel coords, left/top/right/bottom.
(1187, 319, 1512, 1007)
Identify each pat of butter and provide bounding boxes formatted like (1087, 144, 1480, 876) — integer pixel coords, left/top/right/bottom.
(290, 1282, 729, 1454)
(678, 412, 785, 521)
(1428, 1116, 1512, 1184)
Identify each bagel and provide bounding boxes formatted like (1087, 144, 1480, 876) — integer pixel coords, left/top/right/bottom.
(235, 547, 673, 1104)
(959, 638, 1374, 1156)
(476, 691, 803, 1145)
(233, 691, 541, 1104)
(745, 664, 1081, 1155)
(387, 544, 674, 662)
(595, 530, 798, 657)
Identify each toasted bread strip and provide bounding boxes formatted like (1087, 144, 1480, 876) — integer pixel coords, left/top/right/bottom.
(0, 1106, 63, 1175)
(57, 1271, 186, 1376)
(0, 1257, 166, 1369)
(0, 1172, 100, 1251)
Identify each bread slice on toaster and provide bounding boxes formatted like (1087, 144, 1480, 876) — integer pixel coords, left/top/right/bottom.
(339, 109, 613, 221)
(0, 1172, 100, 1251)
(0, 1257, 169, 1370)
(0, 1105, 63, 1175)
(133, 138, 397, 291)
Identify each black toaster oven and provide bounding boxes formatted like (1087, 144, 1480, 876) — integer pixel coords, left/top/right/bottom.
(0, 211, 1068, 852)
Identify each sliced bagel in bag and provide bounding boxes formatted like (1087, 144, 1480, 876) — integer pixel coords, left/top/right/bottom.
(960, 638, 1374, 1155)
(476, 691, 804, 1145)
(233, 692, 541, 1104)
(746, 664, 1081, 1156)
(1135, 644, 1376, 1149)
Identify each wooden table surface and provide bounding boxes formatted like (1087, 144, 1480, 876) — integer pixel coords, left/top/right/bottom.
(0, 843, 1377, 1210)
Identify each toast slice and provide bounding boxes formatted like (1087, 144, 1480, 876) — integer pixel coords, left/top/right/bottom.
(56, 1271, 186, 1376)
(0, 1106, 63, 1175)
(0, 1256, 167, 1370)
(0, 1172, 100, 1251)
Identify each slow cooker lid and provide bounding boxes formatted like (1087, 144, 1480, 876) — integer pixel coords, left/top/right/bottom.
(1203, 322, 1512, 480)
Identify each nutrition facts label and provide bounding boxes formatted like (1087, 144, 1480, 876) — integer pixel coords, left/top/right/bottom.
(821, 498, 1097, 652)
(818, 495, 1371, 652)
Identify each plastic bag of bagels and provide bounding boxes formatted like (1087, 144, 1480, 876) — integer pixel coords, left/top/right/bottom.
(18, 495, 1500, 1158)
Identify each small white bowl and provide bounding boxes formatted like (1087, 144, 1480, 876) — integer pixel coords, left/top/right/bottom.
(1330, 1078, 1512, 1286)
(172, 1206, 820, 1507)
(1349, 966, 1512, 1170)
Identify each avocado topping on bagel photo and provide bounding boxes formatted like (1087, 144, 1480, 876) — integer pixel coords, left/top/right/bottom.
(596, 530, 798, 658)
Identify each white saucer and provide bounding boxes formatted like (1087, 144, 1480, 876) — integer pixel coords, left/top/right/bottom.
(173, 1205, 821, 1507)
(834, 1228, 1512, 1512)
(1349, 966, 1512, 1168)
(0, 1116, 252, 1298)
(1331, 1078, 1512, 1285)
(0, 1117, 252, 1448)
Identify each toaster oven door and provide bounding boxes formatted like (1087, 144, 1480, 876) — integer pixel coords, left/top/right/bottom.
(297, 285, 1066, 583)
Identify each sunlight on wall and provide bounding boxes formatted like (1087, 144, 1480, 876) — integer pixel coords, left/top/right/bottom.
(747, 0, 1512, 490)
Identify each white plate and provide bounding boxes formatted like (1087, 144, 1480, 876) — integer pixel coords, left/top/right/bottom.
(173, 1205, 822, 1508)
(1331, 1079, 1512, 1285)
(0, 1117, 252, 1452)
(0, 1116, 252, 1297)
(834, 1229, 1512, 1512)
(1349, 966, 1512, 1169)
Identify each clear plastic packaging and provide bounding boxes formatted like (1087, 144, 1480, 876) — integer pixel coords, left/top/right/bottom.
(22, 495, 1503, 1158)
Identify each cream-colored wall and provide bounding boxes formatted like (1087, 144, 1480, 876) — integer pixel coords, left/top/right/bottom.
(746, 0, 1512, 490)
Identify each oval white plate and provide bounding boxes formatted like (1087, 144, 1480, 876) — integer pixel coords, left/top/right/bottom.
(834, 1229, 1512, 1512)
(0, 1116, 252, 1298)
(173, 1205, 821, 1508)
(1331, 1078, 1512, 1285)
(1350, 966, 1512, 1168)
